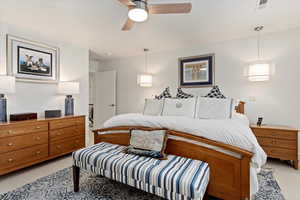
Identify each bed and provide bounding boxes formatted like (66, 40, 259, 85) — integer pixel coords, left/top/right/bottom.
(93, 102, 267, 200)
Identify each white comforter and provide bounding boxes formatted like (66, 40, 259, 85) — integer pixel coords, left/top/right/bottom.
(104, 113, 267, 169)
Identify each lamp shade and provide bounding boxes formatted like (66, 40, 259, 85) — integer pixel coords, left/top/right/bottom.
(137, 74, 153, 87)
(248, 63, 270, 82)
(0, 76, 15, 94)
(58, 82, 80, 95)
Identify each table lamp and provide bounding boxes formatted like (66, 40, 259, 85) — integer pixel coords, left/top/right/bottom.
(0, 76, 16, 122)
(58, 82, 79, 116)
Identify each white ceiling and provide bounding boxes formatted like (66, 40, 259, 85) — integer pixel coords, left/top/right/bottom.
(1, 0, 300, 61)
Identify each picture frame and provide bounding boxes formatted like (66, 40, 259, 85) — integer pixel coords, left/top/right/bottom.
(178, 54, 215, 88)
(6, 34, 60, 83)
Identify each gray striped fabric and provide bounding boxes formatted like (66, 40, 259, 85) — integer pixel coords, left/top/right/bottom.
(73, 142, 210, 200)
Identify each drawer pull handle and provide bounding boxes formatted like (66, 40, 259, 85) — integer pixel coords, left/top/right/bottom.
(57, 145, 61, 149)
(36, 151, 41, 155)
(36, 137, 41, 140)
(8, 158, 14, 163)
(8, 130, 13, 134)
(36, 126, 41, 129)
(7, 143, 13, 146)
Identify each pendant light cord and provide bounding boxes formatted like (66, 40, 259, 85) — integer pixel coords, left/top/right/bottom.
(257, 30, 260, 60)
(255, 26, 264, 61)
(144, 48, 149, 73)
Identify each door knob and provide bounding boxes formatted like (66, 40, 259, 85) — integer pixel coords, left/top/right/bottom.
(109, 104, 116, 107)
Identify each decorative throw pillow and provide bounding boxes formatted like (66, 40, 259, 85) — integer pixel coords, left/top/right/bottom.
(205, 86, 226, 99)
(155, 87, 172, 100)
(176, 88, 194, 99)
(196, 97, 234, 119)
(162, 97, 197, 118)
(125, 129, 168, 160)
(143, 99, 164, 116)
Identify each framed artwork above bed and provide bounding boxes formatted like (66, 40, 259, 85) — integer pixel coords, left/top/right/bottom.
(6, 34, 60, 83)
(178, 54, 215, 88)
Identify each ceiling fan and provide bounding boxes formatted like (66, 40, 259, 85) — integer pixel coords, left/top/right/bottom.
(117, 0, 192, 31)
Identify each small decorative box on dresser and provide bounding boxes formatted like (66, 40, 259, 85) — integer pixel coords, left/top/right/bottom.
(0, 115, 85, 175)
(250, 124, 298, 169)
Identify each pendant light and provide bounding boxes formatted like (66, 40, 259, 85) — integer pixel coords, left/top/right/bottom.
(248, 26, 270, 82)
(137, 49, 153, 87)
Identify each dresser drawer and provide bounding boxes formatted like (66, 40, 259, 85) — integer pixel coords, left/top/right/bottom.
(50, 126, 83, 141)
(49, 117, 84, 130)
(50, 136, 85, 156)
(257, 137, 297, 150)
(0, 122, 48, 138)
(0, 144, 48, 171)
(262, 146, 297, 160)
(0, 131, 48, 154)
(252, 128, 297, 140)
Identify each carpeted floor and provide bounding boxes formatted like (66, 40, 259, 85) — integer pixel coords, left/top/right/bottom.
(0, 167, 285, 200)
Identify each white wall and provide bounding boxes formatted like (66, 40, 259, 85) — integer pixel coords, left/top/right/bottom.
(101, 28, 300, 130)
(0, 23, 89, 140)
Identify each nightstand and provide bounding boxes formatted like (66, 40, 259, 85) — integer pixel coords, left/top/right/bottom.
(250, 124, 298, 169)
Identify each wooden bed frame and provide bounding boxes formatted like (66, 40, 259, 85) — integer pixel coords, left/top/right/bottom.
(93, 102, 252, 200)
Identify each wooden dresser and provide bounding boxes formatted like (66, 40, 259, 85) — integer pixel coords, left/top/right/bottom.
(0, 115, 85, 175)
(251, 124, 298, 169)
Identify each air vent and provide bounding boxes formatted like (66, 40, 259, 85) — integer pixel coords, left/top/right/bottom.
(257, 0, 268, 9)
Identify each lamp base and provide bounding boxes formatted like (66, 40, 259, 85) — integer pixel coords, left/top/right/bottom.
(65, 95, 74, 116)
(0, 94, 7, 123)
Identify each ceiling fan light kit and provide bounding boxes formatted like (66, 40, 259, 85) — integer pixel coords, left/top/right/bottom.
(118, 0, 192, 31)
(128, 1, 148, 22)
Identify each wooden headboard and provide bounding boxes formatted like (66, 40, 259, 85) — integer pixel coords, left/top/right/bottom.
(236, 101, 245, 114)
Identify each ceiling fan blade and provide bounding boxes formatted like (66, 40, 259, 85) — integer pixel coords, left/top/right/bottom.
(117, 0, 135, 6)
(122, 18, 135, 31)
(148, 3, 192, 14)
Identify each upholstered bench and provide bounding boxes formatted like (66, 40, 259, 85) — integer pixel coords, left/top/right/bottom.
(72, 142, 210, 200)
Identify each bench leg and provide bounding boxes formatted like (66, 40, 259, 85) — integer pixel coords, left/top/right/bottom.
(73, 165, 80, 192)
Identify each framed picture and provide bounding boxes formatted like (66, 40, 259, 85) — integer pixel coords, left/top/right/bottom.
(6, 34, 60, 83)
(179, 54, 215, 87)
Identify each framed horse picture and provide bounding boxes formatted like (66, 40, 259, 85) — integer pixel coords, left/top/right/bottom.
(178, 54, 215, 88)
(6, 35, 60, 83)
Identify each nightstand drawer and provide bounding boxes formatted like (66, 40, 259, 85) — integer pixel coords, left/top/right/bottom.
(262, 146, 297, 160)
(257, 137, 297, 150)
(252, 128, 297, 140)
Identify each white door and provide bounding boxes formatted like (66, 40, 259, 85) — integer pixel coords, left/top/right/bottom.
(94, 70, 116, 128)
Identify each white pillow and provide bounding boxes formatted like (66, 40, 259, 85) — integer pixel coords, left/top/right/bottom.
(162, 98, 197, 118)
(196, 97, 234, 119)
(143, 99, 164, 116)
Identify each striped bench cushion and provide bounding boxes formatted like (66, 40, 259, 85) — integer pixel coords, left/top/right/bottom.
(73, 142, 209, 200)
